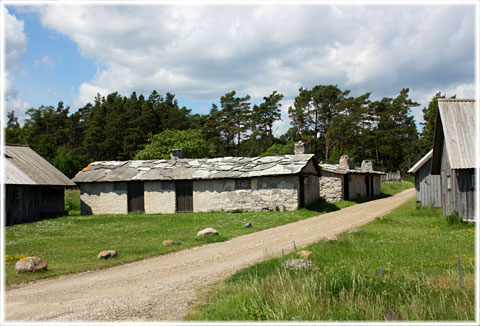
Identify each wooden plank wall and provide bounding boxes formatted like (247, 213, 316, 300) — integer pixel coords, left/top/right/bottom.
(415, 158, 441, 207)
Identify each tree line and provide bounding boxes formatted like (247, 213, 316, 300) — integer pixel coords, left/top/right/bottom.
(5, 85, 447, 178)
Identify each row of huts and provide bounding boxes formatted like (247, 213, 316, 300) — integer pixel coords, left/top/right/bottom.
(409, 99, 476, 221)
(5, 142, 384, 224)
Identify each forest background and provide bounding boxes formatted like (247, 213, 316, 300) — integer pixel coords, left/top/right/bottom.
(4, 84, 448, 179)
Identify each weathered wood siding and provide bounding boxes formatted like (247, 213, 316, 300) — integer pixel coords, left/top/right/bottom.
(440, 142, 476, 220)
(5, 185, 65, 226)
(415, 158, 441, 207)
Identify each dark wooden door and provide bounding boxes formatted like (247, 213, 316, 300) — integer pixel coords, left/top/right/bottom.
(370, 176, 374, 197)
(128, 182, 144, 213)
(344, 174, 349, 200)
(176, 181, 193, 212)
(298, 176, 305, 208)
(365, 176, 370, 197)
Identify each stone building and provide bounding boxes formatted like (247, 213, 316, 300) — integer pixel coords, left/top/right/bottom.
(72, 149, 320, 215)
(319, 156, 384, 202)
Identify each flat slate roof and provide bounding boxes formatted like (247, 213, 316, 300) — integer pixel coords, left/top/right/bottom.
(73, 154, 318, 183)
(319, 163, 385, 175)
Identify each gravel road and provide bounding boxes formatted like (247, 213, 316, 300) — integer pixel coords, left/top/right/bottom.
(5, 188, 414, 322)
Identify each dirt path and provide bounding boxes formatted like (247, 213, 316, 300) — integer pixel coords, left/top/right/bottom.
(5, 189, 414, 322)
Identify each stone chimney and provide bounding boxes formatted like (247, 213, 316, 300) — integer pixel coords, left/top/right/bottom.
(170, 149, 183, 160)
(294, 141, 306, 155)
(361, 160, 373, 171)
(339, 155, 354, 169)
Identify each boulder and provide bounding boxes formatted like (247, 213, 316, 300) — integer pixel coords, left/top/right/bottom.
(15, 257, 47, 273)
(384, 308, 403, 321)
(282, 259, 314, 270)
(348, 228, 364, 234)
(162, 240, 181, 246)
(97, 250, 117, 259)
(297, 251, 313, 259)
(242, 222, 252, 228)
(197, 228, 219, 237)
(326, 236, 344, 242)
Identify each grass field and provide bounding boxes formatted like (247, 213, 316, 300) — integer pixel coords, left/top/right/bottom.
(5, 182, 412, 285)
(187, 198, 475, 321)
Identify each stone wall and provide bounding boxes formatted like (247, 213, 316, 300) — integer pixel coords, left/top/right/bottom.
(319, 171, 343, 202)
(144, 181, 175, 214)
(80, 182, 127, 215)
(193, 176, 299, 212)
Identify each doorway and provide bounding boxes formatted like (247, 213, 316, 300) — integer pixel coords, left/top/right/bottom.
(128, 182, 144, 213)
(176, 180, 193, 212)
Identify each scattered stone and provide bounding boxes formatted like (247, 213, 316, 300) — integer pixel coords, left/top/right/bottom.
(97, 250, 117, 259)
(326, 236, 344, 242)
(383, 308, 403, 321)
(283, 259, 314, 270)
(348, 228, 364, 234)
(15, 256, 47, 273)
(197, 228, 219, 237)
(243, 222, 252, 228)
(162, 240, 181, 246)
(297, 250, 313, 259)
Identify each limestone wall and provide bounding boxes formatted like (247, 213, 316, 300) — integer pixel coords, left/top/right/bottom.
(193, 176, 299, 212)
(144, 181, 175, 214)
(319, 171, 343, 202)
(80, 182, 127, 215)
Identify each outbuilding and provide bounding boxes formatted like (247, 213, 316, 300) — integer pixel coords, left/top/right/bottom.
(319, 156, 384, 202)
(408, 149, 441, 207)
(4, 144, 76, 225)
(72, 150, 320, 215)
(431, 99, 476, 221)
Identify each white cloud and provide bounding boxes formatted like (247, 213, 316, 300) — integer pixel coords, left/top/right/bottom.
(3, 7, 29, 121)
(34, 55, 55, 68)
(30, 4, 475, 119)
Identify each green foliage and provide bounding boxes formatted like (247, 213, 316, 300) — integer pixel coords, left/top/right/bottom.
(64, 188, 81, 215)
(188, 200, 475, 321)
(134, 129, 214, 159)
(380, 181, 414, 197)
(445, 211, 465, 226)
(260, 143, 294, 157)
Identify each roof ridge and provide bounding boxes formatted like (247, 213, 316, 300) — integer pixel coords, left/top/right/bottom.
(5, 143, 30, 147)
(437, 98, 476, 102)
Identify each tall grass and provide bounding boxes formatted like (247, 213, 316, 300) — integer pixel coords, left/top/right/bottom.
(187, 199, 475, 321)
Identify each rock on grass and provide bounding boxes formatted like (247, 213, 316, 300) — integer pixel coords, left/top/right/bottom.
(97, 250, 117, 259)
(15, 257, 47, 273)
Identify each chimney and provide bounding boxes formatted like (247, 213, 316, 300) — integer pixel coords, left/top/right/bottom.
(361, 160, 373, 171)
(339, 155, 354, 169)
(170, 149, 183, 160)
(294, 141, 306, 155)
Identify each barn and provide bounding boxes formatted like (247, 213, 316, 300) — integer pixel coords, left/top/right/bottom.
(72, 150, 320, 215)
(4, 144, 76, 225)
(408, 149, 441, 207)
(319, 156, 384, 202)
(431, 99, 476, 221)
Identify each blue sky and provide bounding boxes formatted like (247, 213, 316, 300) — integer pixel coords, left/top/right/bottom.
(3, 2, 477, 135)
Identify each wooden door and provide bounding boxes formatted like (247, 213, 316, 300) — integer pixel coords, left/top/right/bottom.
(128, 182, 144, 213)
(370, 176, 374, 197)
(365, 176, 370, 197)
(298, 176, 305, 208)
(176, 181, 193, 212)
(344, 174, 349, 200)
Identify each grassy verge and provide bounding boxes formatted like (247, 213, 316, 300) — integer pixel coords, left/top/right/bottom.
(187, 198, 475, 321)
(5, 182, 412, 285)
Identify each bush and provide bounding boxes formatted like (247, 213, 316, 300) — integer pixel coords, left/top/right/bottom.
(446, 211, 464, 226)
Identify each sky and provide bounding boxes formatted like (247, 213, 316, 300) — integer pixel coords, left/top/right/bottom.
(2, 1, 478, 136)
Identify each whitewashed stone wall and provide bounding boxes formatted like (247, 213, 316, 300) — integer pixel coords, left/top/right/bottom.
(319, 171, 343, 202)
(193, 176, 299, 212)
(144, 181, 175, 214)
(80, 182, 127, 215)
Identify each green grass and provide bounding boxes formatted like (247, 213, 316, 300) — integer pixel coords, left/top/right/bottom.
(380, 181, 414, 197)
(187, 199, 475, 321)
(5, 182, 413, 285)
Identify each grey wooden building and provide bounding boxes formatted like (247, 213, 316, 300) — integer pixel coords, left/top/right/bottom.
(319, 156, 385, 202)
(72, 152, 321, 215)
(408, 149, 441, 207)
(431, 99, 476, 221)
(4, 144, 76, 225)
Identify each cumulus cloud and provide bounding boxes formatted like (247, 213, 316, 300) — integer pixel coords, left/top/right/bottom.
(32, 4, 475, 118)
(3, 7, 30, 121)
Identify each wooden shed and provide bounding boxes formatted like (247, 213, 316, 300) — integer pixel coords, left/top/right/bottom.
(4, 144, 76, 225)
(431, 99, 476, 221)
(408, 150, 441, 207)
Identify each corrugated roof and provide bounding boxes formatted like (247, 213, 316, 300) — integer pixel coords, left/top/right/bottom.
(72, 154, 319, 183)
(319, 164, 385, 175)
(408, 149, 433, 174)
(4, 144, 76, 186)
(432, 99, 476, 172)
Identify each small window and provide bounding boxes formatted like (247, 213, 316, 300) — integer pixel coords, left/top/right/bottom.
(161, 181, 175, 190)
(14, 188, 22, 200)
(446, 175, 451, 191)
(114, 182, 127, 192)
(235, 179, 251, 189)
